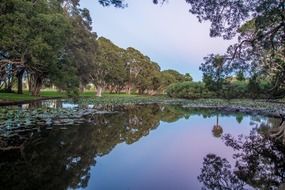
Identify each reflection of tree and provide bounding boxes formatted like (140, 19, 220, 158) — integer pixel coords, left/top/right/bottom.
(212, 114, 223, 138)
(235, 113, 244, 124)
(0, 104, 182, 190)
(198, 154, 245, 190)
(1, 104, 271, 190)
(270, 115, 285, 144)
(199, 123, 285, 190)
(159, 105, 192, 122)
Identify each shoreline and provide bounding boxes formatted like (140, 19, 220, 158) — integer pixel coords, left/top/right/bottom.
(1, 95, 284, 118)
(182, 104, 284, 118)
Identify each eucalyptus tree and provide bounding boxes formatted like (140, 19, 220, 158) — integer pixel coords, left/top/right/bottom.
(162, 70, 193, 83)
(135, 59, 161, 94)
(106, 51, 128, 93)
(90, 37, 126, 96)
(124, 47, 147, 94)
(124, 47, 162, 94)
(159, 71, 177, 91)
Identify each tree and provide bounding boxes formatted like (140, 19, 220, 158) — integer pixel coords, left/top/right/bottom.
(62, 3, 98, 94)
(198, 154, 245, 190)
(200, 54, 229, 96)
(186, 0, 285, 97)
(162, 69, 192, 83)
(90, 37, 124, 97)
(123, 47, 160, 94)
(200, 120, 285, 190)
(0, 0, 72, 96)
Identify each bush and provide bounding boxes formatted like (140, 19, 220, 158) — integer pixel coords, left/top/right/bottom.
(166, 82, 215, 99)
(222, 80, 249, 99)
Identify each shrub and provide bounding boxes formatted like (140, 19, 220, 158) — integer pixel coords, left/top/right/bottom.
(222, 80, 249, 99)
(166, 82, 215, 99)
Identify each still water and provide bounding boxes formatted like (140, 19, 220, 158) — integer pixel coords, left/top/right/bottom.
(0, 102, 284, 190)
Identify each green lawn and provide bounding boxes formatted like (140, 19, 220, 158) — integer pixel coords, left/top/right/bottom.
(0, 92, 38, 101)
(0, 90, 145, 102)
(0, 90, 66, 102)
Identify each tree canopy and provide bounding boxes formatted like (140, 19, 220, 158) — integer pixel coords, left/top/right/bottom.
(1, 0, 190, 96)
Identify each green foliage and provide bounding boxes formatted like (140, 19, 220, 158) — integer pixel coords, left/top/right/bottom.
(200, 54, 228, 95)
(1, 0, 190, 97)
(222, 80, 248, 99)
(191, 0, 285, 98)
(166, 78, 274, 99)
(166, 82, 214, 99)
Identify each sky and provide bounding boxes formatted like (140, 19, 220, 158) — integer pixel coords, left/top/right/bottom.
(80, 0, 235, 81)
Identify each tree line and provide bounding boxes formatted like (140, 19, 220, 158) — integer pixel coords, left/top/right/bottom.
(95, 0, 285, 99)
(0, 0, 192, 97)
(3, 0, 283, 99)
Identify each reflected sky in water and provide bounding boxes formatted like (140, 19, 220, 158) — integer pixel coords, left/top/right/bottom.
(0, 103, 282, 190)
(84, 115, 254, 190)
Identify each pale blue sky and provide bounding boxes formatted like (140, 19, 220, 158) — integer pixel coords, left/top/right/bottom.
(80, 0, 234, 81)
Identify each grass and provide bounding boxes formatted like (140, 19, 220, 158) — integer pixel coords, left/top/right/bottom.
(0, 92, 38, 101)
(0, 90, 66, 102)
(0, 90, 151, 102)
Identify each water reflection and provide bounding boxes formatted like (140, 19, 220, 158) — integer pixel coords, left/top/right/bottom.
(0, 104, 188, 190)
(212, 114, 223, 138)
(0, 103, 283, 190)
(198, 117, 285, 190)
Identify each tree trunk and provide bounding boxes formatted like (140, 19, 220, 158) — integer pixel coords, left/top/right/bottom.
(27, 74, 32, 93)
(5, 74, 13, 93)
(138, 88, 144, 95)
(16, 70, 24, 94)
(96, 86, 103, 97)
(6, 80, 13, 93)
(127, 82, 132, 95)
(79, 81, 84, 93)
(30, 74, 42, 96)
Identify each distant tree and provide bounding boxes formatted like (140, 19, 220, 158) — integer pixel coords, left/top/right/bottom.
(200, 54, 229, 96)
(163, 70, 192, 83)
(236, 71, 245, 81)
(90, 37, 125, 96)
(184, 73, 193, 81)
(123, 47, 161, 94)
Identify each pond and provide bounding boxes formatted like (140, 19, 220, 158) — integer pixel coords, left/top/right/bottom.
(0, 100, 284, 190)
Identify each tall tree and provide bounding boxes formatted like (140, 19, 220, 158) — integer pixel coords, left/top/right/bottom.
(90, 37, 124, 97)
(0, 0, 72, 96)
(200, 54, 229, 96)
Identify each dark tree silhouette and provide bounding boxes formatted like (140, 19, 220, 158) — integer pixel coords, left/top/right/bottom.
(199, 124, 285, 190)
(198, 154, 245, 190)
